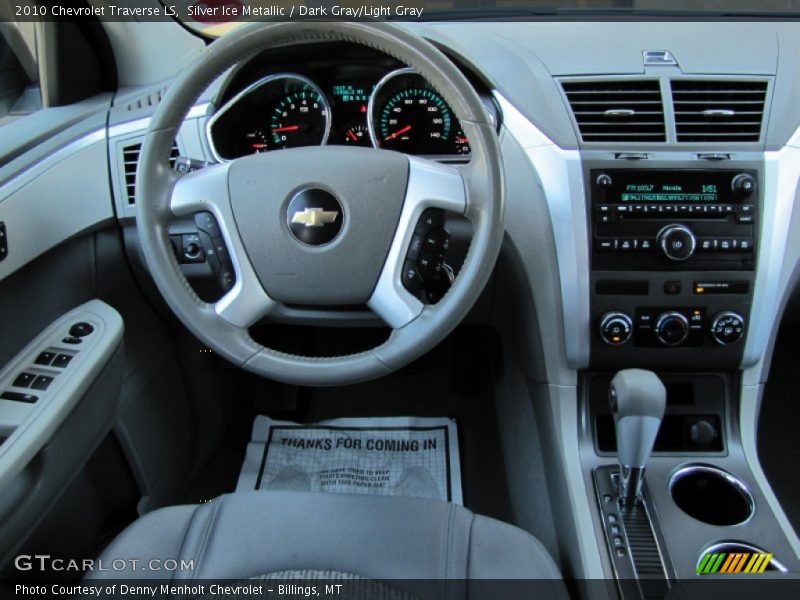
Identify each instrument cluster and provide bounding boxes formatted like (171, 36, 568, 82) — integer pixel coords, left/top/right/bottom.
(207, 59, 481, 162)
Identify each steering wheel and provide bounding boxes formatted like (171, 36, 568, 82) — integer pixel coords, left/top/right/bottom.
(137, 22, 504, 386)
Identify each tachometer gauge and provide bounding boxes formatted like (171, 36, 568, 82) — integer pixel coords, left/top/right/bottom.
(207, 73, 331, 160)
(270, 86, 330, 149)
(368, 68, 470, 157)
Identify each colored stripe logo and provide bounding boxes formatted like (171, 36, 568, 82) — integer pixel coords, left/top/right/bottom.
(697, 551, 773, 574)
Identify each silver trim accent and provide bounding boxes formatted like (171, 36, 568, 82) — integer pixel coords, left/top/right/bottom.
(657, 223, 696, 262)
(655, 311, 690, 346)
(0, 129, 106, 198)
(205, 74, 332, 163)
(669, 465, 755, 526)
(493, 91, 591, 368)
(710, 310, 745, 346)
(698, 541, 789, 573)
(170, 163, 277, 327)
(743, 140, 800, 374)
(366, 156, 466, 329)
(107, 103, 211, 138)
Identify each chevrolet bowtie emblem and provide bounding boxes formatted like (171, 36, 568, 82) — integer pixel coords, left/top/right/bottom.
(291, 207, 339, 227)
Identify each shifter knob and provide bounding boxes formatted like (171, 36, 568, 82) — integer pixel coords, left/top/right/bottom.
(609, 369, 666, 506)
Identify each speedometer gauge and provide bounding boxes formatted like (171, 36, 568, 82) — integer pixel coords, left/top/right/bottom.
(207, 73, 331, 160)
(368, 68, 470, 157)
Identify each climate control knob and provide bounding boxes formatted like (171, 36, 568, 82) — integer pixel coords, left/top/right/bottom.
(710, 311, 745, 345)
(655, 311, 690, 346)
(657, 224, 696, 262)
(599, 312, 633, 345)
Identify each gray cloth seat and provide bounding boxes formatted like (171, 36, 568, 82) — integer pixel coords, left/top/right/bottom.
(89, 491, 566, 591)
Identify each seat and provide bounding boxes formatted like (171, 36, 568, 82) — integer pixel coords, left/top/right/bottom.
(89, 491, 566, 592)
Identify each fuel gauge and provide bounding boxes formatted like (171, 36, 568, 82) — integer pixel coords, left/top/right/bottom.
(338, 123, 371, 146)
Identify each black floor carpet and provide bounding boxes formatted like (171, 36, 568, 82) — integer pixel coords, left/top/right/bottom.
(182, 326, 514, 524)
(757, 325, 800, 536)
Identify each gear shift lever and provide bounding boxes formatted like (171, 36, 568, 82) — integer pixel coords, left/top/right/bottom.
(609, 369, 666, 506)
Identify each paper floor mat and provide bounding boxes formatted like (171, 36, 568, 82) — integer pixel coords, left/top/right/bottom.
(237, 416, 462, 504)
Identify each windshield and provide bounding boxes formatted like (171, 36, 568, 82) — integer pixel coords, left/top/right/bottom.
(164, 1, 800, 37)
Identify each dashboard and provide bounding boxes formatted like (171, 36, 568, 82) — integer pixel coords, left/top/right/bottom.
(205, 43, 496, 162)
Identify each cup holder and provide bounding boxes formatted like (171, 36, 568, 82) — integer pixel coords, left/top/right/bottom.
(670, 465, 754, 526)
(698, 542, 788, 573)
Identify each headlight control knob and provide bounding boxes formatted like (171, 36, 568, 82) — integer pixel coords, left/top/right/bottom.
(599, 312, 633, 345)
(657, 224, 696, 262)
(710, 311, 745, 345)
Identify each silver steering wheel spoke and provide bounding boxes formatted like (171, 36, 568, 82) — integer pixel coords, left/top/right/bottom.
(170, 163, 277, 328)
(367, 156, 467, 329)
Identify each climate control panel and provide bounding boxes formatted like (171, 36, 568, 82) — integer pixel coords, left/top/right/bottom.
(598, 309, 746, 348)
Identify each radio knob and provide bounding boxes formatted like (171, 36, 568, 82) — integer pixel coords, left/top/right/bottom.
(710, 311, 745, 345)
(596, 173, 613, 188)
(655, 311, 690, 346)
(731, 173, 756, 196)
(657, 224, 696, 261)
(599, 312, 632, 345)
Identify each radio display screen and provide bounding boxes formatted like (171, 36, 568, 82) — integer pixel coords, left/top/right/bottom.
(595, 170, 738, 204)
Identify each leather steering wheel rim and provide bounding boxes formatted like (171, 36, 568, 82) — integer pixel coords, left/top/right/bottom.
(136, 22, 504, 386)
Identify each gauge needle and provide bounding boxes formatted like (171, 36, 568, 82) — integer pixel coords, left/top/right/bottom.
(272, 125, 300, 133)
(385, 125, 411, 141)
(347, 130, 359, 142)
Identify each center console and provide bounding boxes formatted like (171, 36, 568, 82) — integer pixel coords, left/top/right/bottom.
(580, 157, 799, 597)
(587, 160, 759, 370)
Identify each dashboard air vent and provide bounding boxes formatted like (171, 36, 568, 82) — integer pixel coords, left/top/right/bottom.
(122, 141, 180, 205)
(672, 80, 768, 143)
(123, 86, 168, 112)
(562, 80, 666, 143)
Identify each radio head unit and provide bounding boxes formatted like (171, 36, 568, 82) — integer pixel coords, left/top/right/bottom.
(591, 169, 757, 271)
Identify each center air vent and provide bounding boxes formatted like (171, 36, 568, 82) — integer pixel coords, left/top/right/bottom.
(672, 80, 768, 143)
(562, 80, 666, 143)
(121, 141, 179, 205)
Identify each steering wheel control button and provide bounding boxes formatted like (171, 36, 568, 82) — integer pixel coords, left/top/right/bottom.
(417, 253, 443, 280)
(598, 312, 633, 345)
(52, 354, 73, 369)
(657, 224, 696, 261)
(195, 212, 222, 238)
(407, 235, 424, 261)
(423, 228, 450, 254)
(13, 372, 36, 388)
(402, 261, 423, 294)
(655, 311, 690, 346)
(1, 391, 38, 403)
(31, 375, 54, 391)
(710, 311, 745, 345)
(415, 209, 444, 234)
(69, 322, 94, 338)
(287, 188, 343, 246)
(35, 351, 57, 366)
